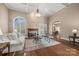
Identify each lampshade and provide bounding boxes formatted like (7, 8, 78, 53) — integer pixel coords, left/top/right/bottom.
(0, 28, 3, 35)
(72, 29, 77, 33)
(14, 29, 17, 32)
(55, 27, 60, 32)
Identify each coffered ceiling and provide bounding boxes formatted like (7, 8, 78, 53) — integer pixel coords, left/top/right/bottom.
(4, 3, 66, 16)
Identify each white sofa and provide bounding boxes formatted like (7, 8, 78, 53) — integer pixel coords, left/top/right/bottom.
(1, 33, 25, 53)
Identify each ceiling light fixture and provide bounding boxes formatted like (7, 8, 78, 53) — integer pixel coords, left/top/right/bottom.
(35, 8, 41, 17)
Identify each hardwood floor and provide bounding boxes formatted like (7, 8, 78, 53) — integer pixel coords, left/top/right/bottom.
(27, 39, 79, 56)
(3, 39, 79, 56)
(27, 44, 79, 56)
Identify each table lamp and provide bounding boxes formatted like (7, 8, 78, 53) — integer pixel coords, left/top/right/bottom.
(14, 29, 17, 32)
(72, 29, 77, 36)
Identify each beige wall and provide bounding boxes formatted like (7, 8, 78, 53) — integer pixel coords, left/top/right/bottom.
(49, 4, 79, 38)
(0, 4, 8, 34)
(0, 4, 48, 34)
(8, 9, 46, 32)
(28, 13, 47, 28)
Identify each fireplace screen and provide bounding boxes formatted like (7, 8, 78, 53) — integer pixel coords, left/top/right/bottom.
(28, 28, 38, 38)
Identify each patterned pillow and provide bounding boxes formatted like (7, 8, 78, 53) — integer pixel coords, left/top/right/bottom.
(8, 33, 17, 40)
(0, 35, 4, 41)
(16, 32, 20, 38)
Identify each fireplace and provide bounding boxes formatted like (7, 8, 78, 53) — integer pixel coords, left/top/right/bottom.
(28, 28, 38, 38)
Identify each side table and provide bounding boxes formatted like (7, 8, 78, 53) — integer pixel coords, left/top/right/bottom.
(69, 36, 79, 45)
(0, 42, 10, 56)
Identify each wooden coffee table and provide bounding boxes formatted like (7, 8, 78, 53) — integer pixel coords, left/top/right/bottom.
(0, 42, 10, 56)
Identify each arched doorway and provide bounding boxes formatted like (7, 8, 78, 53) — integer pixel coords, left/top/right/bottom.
(13, 16, 27, 35)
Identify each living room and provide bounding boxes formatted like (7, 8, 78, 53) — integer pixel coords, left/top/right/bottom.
(0, 3, 79, 56)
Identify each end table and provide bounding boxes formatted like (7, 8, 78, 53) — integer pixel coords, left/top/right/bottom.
(0, 42, 10, 56)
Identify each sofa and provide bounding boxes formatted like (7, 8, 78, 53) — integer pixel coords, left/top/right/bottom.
(1, 32, 26, 53)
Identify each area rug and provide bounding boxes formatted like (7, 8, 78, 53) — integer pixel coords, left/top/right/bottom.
(24, 37, 60, 51)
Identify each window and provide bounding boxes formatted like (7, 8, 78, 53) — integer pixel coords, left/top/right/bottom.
(13, 16, 27, 34)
